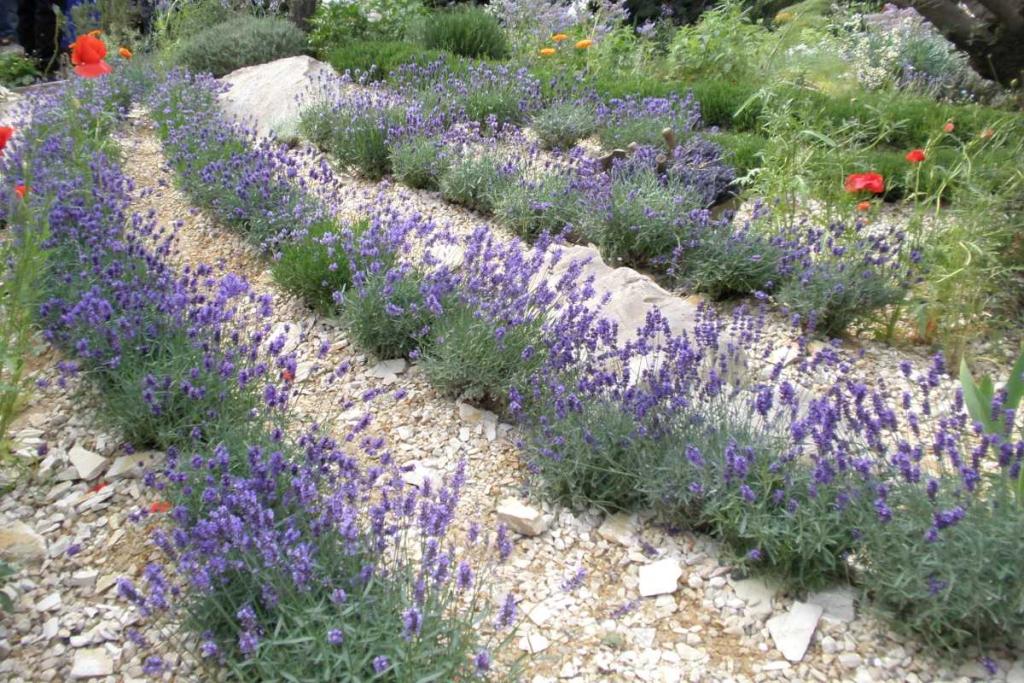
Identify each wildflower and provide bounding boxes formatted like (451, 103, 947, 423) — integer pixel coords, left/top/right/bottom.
(844, 172, 885, 194)
(575, 39, 593, 49)
(905, 149, 926, 163)
(14, 184, 27, 199)
(119, 47, 132, 60)
(474, 649, 491, 672)
(943, 120, 955, 133)
(149, 501, 171, 514)
(747, 548, 763, 561)
(979, 127, 994, 140)
(70, 34, 112, 78)
(402, 608, 421, 639)
(0, 126, 13, 155)
(327, 629, 344, 645)
(280, 368, 294, 383)
(539, 47, 556, 57)
(142, 656, 164, 676)
(372, 656, 390, 673)
(88, 481, 108, 493)
(856, 200, 871, 212)
(552, 33, 568, 42)
(495, 592, 516, 628)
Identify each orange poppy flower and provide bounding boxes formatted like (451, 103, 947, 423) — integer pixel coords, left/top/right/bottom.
(149, 501, 171, 514)
(0, 126, 13, 156)
(856, 201, 871, 212)
(943, 120, 955, 133)
(575, 39, 593, 49)
(905, 149, 926, 163)
(552, 33, 568, 42)
(281, 368, 295, 383)
(14, 184, 27, 199)
(71, 34, 112, 78)
(539, 47, 556, 57)
(844, 172, 885, 194)
(119, 47, 132, 60)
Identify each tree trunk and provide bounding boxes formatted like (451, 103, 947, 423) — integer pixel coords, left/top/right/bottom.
(899, 0, 1024, 87)
(289, 0, 317, 32)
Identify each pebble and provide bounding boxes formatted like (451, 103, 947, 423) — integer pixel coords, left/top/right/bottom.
(638, 559, 682, 597)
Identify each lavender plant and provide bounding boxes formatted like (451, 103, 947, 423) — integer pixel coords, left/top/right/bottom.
(272, 219, 367, 314)
(596, 93, 701, 150)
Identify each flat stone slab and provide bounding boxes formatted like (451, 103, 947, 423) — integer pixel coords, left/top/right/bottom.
(0, 520, 46, 564)
(638, 559, 682, 597)
(496, 498, 547, 537)
(767, 601, 823, 662)
(806, 585, 856, 624)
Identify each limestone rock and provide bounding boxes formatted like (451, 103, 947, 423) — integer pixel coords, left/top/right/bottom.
(105, 451, 164, 480)
(730, 577, 778, 618)
(368, 359, 408, 379)
(70, 647, 114, 679)
(638, 559, 682, 597)
(518, 633, 550, 654)
(806, 585, 856, 624)
(597, 513, 636, 547)
(0, 520, 46, 564)
(496, 498, 547, 537)
(219, 56, 337, 138)
(68, 444, 107, 481)
(766, 601, 823, 662)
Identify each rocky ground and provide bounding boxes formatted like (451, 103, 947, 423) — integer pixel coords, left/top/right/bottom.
(1, 66, 1022, 682)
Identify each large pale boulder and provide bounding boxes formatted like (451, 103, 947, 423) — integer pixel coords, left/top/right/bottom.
(219, 55, 336, 138)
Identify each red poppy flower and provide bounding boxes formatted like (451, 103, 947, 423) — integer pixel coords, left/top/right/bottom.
(0, 126, 13, 155)
(89, 481, 108, 493)
(281, 368, 295, 383)
(844, 172, 885, 194)
(856, 200, 871, 212)
(14, 184, 27, 199)
(71, 34, 112, 78)
(905, 149, 926, 163)
(943, 121, 955, 133)
(149, 501, 171, 514)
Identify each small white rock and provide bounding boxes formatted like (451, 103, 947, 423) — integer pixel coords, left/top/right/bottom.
(70, 647, 114, 678)
(368, 359, 408, 379)
(766, 601, 822, 662)
(518, 633, 550, 654)
(105, 451, 164, 480)
(638, 559, 682, 597)
(71, 569, 99, 589)
(496, 498, 547, 537)
(806, 585, 856, 624)
(68, 444, 108, 481)
(35, 591, 62, 612)
(597, 513, 636, 547)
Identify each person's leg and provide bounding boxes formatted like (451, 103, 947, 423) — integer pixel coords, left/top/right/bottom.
(0, 0, 21, 47)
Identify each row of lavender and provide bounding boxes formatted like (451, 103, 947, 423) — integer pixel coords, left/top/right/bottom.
(3, 72, 506, 680)
(151, 68, 1024, 659)
(298, 61, 910, 338)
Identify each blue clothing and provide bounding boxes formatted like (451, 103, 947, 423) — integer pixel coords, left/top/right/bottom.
(0, 0, 18, 40)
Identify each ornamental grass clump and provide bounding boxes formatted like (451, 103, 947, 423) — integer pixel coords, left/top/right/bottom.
(419, 5, 509, 60)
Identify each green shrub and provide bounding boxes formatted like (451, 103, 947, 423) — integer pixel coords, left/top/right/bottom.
(676, 227, 783, 299)
(860, 484, 1024, 651)
(172, 16, 308, 77)
(419, 6, 509, 60)
(154, 0, 231, 48)
(421, 302, 545, 405)
(688, 79, 762, 130)
(524, 397, 650, 511)
(494, 174, 585, 241)
(324, 40, 447, 81)
(531, 103, 598, 149)
(391, 135, 451, 190)
(0, 53, 40, 88)
(711, 131, 767, 176)
(299, 103, 404, 180)
(309, 0, 425, 52)
(272, 220, 366, 313)
(439, 154, 515, 214)
(344, 269, 431, 360)
(583, 168, 702, 269)
(775, 260, 905, 337)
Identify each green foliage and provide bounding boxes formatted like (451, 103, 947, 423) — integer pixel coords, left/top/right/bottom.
(344, 270, 430, 360)
(154, 0, 232, 48)
(0, 560, 15, 612)
(439, 154, 514, 214)
(710, 131, 767, 176)
(299, 103, 403, 180)
(583, 168, 700, 269)
(687, 80, 761, 129)
(0, 54, 40, 88)
(493, 174, 584, 241)
(667, 0, 768, 82)
(324, 40, 446, 81)
(0, 197, 46, 458)
(421, 302, 545, 405)
(391, 135, 450, 190)
(676, 227, 782, 299)
(308, 0, 425, 53)
(775, 260, 905, 337)
(530, 102, 598, 149)
(524, 397, 649, 511)
(419, 6, 509, 60)
(860, 484, 1024, 651)
(272, 220, 366, 314)
(172, 15, 307, 77)
(959, 349, 1024, 439)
